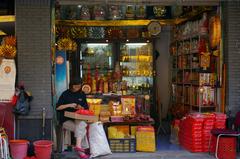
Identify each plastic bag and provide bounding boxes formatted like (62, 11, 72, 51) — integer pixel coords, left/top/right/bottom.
(89, 122, 112, 158)
(13, 87, 32, 115)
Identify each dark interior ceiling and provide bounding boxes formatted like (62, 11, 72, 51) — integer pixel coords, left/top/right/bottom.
(0, 0, 14, 15)
(0, 0, 15, 36)
(0, 21, 15, 35)
(59, 0, 220, 6)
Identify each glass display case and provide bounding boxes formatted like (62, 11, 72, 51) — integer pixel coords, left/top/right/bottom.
(120, 43, 153, 95)
(80, 43, 114, 80)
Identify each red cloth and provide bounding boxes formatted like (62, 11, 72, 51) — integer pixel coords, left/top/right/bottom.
(0, 103, 14, 139)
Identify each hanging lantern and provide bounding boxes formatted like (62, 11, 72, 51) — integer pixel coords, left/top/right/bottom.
(3, 36, 16, 47)
(0, 45, 17, 59)
(209, 15, 221, 49)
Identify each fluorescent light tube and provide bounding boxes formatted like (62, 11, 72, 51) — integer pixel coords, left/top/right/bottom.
(87, 43, 108, 47)
(125, 43, 147, 46)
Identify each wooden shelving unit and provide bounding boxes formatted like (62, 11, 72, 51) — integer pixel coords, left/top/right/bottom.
(170, 12, 221, 113)
(56, 19, 186, 27)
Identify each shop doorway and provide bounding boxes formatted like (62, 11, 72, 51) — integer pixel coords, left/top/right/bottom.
(53, 1, 223, 153)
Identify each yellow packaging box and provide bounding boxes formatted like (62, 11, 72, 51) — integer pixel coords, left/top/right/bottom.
(136, 126, 156, 152)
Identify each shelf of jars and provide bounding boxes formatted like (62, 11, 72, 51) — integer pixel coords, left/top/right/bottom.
(119, 43, 153, 91)
(55, 4, 215, 26)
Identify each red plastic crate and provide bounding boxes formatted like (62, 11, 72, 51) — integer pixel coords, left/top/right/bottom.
(210, 135, 236, 159)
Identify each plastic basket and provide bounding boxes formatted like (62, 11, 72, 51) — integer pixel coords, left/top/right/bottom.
(109, 138, 136, 153)
(210, 135, 236, 159)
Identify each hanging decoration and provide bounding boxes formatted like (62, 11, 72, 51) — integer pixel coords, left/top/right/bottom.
(0, 45, 17, 59)
(0, 36, 17, 60)
(200, 45, 211, 70)
(70, 27, 88, 39)
(56, 26, 71, 38)
(2, 36, 16, 46)
(106, 27, 124, 39)
(57, 38, 77, 52)
(209, 15, 221, 49)
(88, 27, 105, 39)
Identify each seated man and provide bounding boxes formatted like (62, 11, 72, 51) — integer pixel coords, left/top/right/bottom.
(56, 78, 89, 158)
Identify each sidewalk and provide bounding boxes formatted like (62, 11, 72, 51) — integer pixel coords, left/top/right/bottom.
(53, 134, 240, 159)
(54, 151, 217, 159)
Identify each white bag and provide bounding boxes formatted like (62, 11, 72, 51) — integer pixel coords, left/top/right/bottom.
(89, 122, 112, 158)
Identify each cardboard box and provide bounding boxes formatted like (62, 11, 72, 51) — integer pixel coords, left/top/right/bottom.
(64, 111, 98, 123)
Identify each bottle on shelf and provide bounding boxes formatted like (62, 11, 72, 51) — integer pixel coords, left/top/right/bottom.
(94, 66, 99, 91)
(103, 76, 109, 93)
(91, 77, 97, 94)
(86, 63, 92, 85)
(98, 74, 104, 94)
(121, 80, 127, 95)
(199, 12, 208, 35)
(107, 70, 113, 92)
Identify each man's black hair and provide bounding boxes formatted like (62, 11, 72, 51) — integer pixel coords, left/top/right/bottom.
(69, 77, 82, 89)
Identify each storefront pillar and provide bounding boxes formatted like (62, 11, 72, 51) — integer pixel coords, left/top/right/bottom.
(15, 0, 53, 141)
(222, 1, 240, 117)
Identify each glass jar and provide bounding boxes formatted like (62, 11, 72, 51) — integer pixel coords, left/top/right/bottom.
(93, 6, 105, 20)
(80, 5, 90, 20)
(109, 5, 122, 20)
(136, 5, 146, 19)
(125, 5, 135, 19)
(153, 6, 166, 18)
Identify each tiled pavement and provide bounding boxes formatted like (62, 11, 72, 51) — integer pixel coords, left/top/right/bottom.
(53, 134, 240, 159)
(54, 151, 217, 159)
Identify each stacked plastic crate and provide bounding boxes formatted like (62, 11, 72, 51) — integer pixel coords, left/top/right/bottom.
(202, 113, 215, 152)
(179, 113, 204, 152)
(213, 112, 227, 129)
(179, 112, 228, 153)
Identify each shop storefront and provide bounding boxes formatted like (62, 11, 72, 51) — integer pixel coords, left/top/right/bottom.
(1, 0, 240, 158)
(52, 0, 224, 155)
